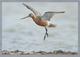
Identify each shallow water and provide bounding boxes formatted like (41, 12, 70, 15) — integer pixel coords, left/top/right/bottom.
(2, 2, 78, 52)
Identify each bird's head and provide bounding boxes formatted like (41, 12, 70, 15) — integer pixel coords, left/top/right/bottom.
(21, 13, 34, 19)
(28, 13, 34, 17)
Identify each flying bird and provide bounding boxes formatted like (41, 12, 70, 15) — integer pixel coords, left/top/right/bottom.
(21, 3, 65, 40)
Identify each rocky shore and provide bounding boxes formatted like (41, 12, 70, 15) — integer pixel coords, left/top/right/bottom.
(0, 50, 78, 55)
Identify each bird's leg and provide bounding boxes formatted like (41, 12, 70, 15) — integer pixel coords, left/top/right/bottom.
(44, 27, 48, 40)
(45, 27, 48, 37)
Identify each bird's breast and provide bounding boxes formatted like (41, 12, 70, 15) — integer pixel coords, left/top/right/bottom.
(31, 16, 48, 26)
(36, 20, 48, 26)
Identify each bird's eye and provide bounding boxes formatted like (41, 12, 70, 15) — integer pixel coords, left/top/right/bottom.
(29, 14, 31, 16)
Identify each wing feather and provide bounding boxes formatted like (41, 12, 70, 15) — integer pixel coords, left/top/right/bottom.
(42, 11, 65, 21)
(23, 3, 41, 16)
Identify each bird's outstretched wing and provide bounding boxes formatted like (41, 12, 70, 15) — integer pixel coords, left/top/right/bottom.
(22, 3, 41, 16)
(41, 11, 65, 21)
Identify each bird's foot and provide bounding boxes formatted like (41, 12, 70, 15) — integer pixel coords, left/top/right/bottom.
(46, 32, 48, 37)
(44, 32, 48, 40)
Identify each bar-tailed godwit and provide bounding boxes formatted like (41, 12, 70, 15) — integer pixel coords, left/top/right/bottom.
(21, 3, 65, 40)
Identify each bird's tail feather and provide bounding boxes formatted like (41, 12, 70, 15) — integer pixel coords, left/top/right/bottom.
(48, 24, 56, 27)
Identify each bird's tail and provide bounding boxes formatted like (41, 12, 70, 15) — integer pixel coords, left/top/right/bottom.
(48, 24, 56, 27)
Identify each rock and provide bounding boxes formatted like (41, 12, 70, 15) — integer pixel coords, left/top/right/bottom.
(37, 51, 47, 55)
(2, 50, 10, 55)
(14, 50, 20, 53)
(53, 50, 64, 54)
(47, 52, 53, 54)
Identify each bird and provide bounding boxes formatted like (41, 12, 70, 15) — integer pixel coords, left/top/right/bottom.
(21, 3, 65, 40)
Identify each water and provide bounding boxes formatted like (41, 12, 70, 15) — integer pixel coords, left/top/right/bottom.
(2, 2, 78, 52)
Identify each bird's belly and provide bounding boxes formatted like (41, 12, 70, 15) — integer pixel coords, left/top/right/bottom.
(35, 20, 48, 26)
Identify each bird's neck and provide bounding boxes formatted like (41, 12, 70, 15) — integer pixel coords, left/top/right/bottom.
(31, 15, 36, 20)
(31, 15, 40, 22)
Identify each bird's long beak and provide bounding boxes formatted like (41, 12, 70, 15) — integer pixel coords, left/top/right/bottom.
(54, 11, 65, 13)
(21, 15, 29, 19)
